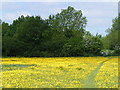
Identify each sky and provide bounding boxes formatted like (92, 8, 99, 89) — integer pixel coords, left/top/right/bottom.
(1, 1, 119, 36)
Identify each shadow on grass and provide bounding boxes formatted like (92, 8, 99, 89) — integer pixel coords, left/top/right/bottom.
(1, 64, 37, 71)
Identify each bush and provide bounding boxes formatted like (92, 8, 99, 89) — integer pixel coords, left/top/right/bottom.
(114, 44, 120, 55)
(100, 50, 114, 56)
(83, 36, 103, 56)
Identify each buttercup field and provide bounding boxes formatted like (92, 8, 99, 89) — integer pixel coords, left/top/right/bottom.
(1, 2, 119, 89)
(2, 57, 119, 88)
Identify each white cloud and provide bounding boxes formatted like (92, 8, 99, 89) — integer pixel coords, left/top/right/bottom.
(17, 11, 31, 16)
(2, 0, 119, 2)
(87, 18, 112, 26)
(0, 2, 2, 19)
(2, 0, 61, 2)
(2, 2, 20, 12)
(86, 18, 113, 36)
(83, 10, 104, 17)
(83, 9, 117, 18)
(2, 11, 31, 23)
(119, 1, 120, 13)
(2, 13, 16, 21)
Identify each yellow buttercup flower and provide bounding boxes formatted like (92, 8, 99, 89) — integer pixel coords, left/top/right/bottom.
(1, 56, 119, 88)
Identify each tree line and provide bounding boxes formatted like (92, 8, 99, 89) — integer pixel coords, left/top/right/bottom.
(1, 6, 120, 57)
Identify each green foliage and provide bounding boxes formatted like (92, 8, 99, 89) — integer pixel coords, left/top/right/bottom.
(0, 20, 2, 57)
(83, 35, 103, 56)
(47, 6, 87, 57)
(2, 6, 108, 57)
(2, 22, 10, 36)
(100, 50, 114, 56)
(102, 16, 120, 55)
(48, 6, 87, 38)
(101, 36, 110, 49)
(2, 16, 51, 57)
(114, 43, 120, 55)
(61, 31, 84, 56)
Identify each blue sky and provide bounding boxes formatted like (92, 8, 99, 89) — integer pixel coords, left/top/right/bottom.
(1, 2, 118, 36)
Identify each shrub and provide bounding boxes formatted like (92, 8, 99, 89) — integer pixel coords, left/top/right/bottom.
(114, 44, 120, 55)
(100, 50, 114, 56)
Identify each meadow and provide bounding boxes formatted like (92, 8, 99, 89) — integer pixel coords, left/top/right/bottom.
(1, 57, 119, 88)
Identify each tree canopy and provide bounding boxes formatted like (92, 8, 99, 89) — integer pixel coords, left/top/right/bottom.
(2, 6, 119, 57)
(101, 16, 120, 55)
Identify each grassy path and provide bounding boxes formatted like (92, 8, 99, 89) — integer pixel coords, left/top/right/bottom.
(84, 57, 112, 88)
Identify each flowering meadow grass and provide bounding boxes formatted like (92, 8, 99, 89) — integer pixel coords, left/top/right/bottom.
(1, 57, 119, 88)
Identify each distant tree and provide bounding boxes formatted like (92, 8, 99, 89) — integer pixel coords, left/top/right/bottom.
(48, 6, 87, 38)
(2, 6, 107, 57)
(13, 16, 51, 56)
(101, 35, 110, 49)
(95, 33, 102, 39)
(0, 19, 2, 24)
(83, 35, 103, 56)
(61, 31, 84, 56)
(0, 19, 2, 56)
(102, 16, 120, 55)
(9, 15, 26, 37)
(2, 22, 10, 36)
(2, 22, 11, 56)
(47, 6, 87, 56)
